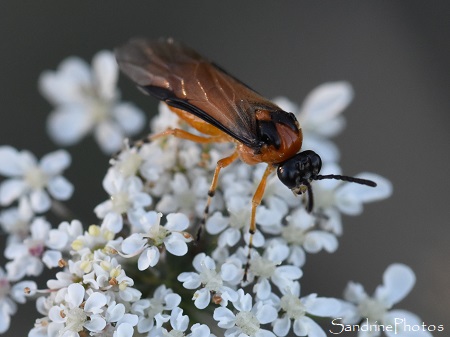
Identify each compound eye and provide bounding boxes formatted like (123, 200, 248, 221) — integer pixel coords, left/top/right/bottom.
(277, 164, 297, 189)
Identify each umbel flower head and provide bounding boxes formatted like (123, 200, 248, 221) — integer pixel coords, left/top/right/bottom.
(0, 43, 426, 337)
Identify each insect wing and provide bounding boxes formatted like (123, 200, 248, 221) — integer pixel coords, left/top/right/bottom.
(115, 38, 280, 147)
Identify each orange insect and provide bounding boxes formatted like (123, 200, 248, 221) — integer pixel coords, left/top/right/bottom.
(115, 38, 376, 274)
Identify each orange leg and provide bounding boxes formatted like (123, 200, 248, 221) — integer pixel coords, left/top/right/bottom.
(197, 150, 240, 240)
(150, 128, 220, 143)
(244, 164, 275, 281)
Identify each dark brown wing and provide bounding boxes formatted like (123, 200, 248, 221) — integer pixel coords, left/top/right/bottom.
(115, 37, 281, 147)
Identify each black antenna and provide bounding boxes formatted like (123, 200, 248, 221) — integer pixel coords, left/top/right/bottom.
(304, 174, 377, 213)
(314, 174, 377, 187)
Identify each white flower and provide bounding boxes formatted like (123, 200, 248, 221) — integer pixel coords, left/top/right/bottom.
(48, 284, 107, 335)
(0, 146, 73, 213)
(40, 50, 145, 153)
(206, 196, 264, 250)
(273, 282, 341, 337)
(4, 217, 61, 281)
(120, 211, 192, 270)
(297, 82, 352, 137)
(70, 224, 115, 257)
(131, 285, 181, 333)
(0, 278, 37, 334)
(95, 168, 152, 233)
(156, 172, 209, 217)
(245, 248, 302, 300)
(213, 289, 278, 337)
(0, 268, 16, 333)
(46, 219, 84, 253)
(269, 207, 338, 267)
(189, 323, 216, 337)
(178, 253, 238, 309)
(343, 264, 431, 337)
(0, 198, 33, 240)
(105, 301, 138, 335)
(168, 307, 189, 333)
(150, 102, 181, 133)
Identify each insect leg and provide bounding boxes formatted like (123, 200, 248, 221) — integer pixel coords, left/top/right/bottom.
(150, 128, 218, 143)
(197, 150, 239, 240)
(244, 165, 275, 282)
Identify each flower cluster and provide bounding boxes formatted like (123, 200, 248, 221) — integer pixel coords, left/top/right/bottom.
(0, 50, 432, 337)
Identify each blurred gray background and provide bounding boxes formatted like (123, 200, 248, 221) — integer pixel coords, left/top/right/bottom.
(0, 1, 449, 336)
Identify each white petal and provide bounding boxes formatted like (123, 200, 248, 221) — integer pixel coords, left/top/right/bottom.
(30, 189, 51, 213)
(194, 289, 210, 309)
(138, 247, 160, 270)
(384, 310, 432, 337)
(48, 306, 65, 324)
(94, 121, 124, 154)
(288, 246, 306, 267)
(190, 324, 211, 337)
(304, 231, 338, 253)
(165, 233, 188, 256)
(47, 105, 92, 145)
(295, 316, 327, 337)
(206, 212, 228, 234)
(343, 282, 368, 303)
(39, 57, 91, 105)
(178, 272, 201, 289)
(42, 250, 62, 268)
(122, 234, 147, 255)
(84, 292, 107, 314)
(92, 50, 118, 101)
(66, 283, 85, 307)
(300, 82, 353, 127)
(164, 293, 182, 310)
(256, 304, 278, 324)
(40, 150, 71, 175)
(375, 264, 415, 306)
(48, 176, 74, 200)
(305, 296, 341, 317)
(302, 135, 340, 163)
(335, 173, 392, 214)
(128, 193, 152, 208)
(265, 240, 289, 262)
(213, 307, 236, 329)
(276, 265, 303, 281)
(170, 307, 189, 331)
(114, 323, 134, 337)
(117, 313, 138, 326)
(255, 278, 272, 300)
(84, 315, 106, 332)
(11, 281, 37, 303)
(255, 330, 277, 337)
(113, 102, 145, 134)
(273, 316, 291, 337)
(0, 300, 14, 333)
(165, 213, 189, 231)
(107, 303, 125, 322)
(94, 199, 113, 218)
(0, 146, 23, 176)
(0, 179, 26, 205)
(218, 228, 241, 247)
(101, 212, 123, 233)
